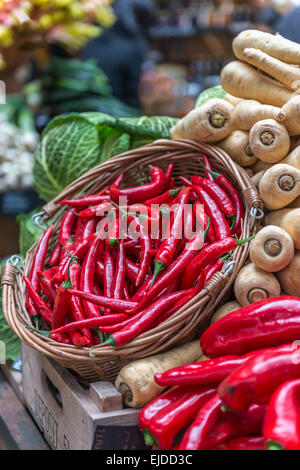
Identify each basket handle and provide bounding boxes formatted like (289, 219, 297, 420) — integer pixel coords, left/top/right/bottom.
(204, 260, 235, 299)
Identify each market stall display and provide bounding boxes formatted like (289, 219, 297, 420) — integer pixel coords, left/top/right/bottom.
(2, 20, 300, 452)
(1, 139, 261, 384)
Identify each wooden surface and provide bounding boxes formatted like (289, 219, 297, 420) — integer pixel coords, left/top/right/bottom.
(22, 343, 142, 450)
(0, 369, 49, 450)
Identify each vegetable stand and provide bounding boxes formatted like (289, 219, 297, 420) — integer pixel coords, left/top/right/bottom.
(2, 139, 262, 384)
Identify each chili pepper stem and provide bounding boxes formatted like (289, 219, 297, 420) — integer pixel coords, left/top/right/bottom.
(100, 336, 116, 347)
(143, 430, 157, 447)
(25, 325, 50, 338)
(31, 314, 40, 329)
(235, 235, 255, 245)
(229, 214, 236, 230)
(267, 441, 284, 450)
(151, 260, 166, 287)
(109, 238, 119, 247)
(201, 163, 219, 180)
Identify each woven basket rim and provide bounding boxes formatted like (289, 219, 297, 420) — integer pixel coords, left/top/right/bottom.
(2, 139, 263, 381)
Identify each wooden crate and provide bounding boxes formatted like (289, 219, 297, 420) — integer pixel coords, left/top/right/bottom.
(21, 343, 147, 450)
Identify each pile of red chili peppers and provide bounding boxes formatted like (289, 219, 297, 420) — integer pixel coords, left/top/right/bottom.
(138, 296, 300, 450)
(24, 154, 248, 352)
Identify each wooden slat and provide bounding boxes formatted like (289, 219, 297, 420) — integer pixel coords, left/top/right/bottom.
(0, 370, 48, 450)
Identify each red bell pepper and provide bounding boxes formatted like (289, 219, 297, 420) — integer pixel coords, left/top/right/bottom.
(218, 345, 300, 412)
(263, 379, 300, 450)
(201, 296, 300, 358)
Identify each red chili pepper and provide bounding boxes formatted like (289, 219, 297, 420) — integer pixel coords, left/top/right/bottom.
(41, 266, 58, 280)
(50, 314, 129, 336)
(59, 194, 110, 209)
(139, 386, 192, 446)
(205, 166, 245, 237)
(193, 201, 215, 243)
(180, 236, 252, 290)
(192, 185, 231, 241)
(81, 217, 99, 241)
(100, 290, 190, 347)
(52, 268, 73, 329)
(68, 262, 93, 346)
(51, 241, 74, 285)
(78, 202, 114, 220)
(152, 187, 191, 285)
(263, 378, 300, 450)
(164, 162, 174, 184)
(127, 224, 209, 315)
(74, 217, 86, 245)
(106, 212, 120, 247)
(48, 245, 61, 267)
(103, 245, 115, 314)
(58, 209, 77, 246)
(113, 240, 125, 300)
(218, 345, 300, 413)
(80, 236, 102, 319)
(194, 177, 235, 218)
(110, 167, 168, 204)
(179, 394, 266, 450)
(214, 436, 266, 450)
(123, 281, 131, 301)
(51, 333, 72, 345)
(37, 271, 57, 303)
(26, 224, 53, 317)
(24, 276, 53, 325)
(144, 188, 181, 206)
(200, 296, 300, 358)
(178, 176, 192, 187)
(127, 214, 152, 288)
(145, 385, 217, 450)
(69, 289, 137, 312)
(205, 258, 224, 282)
(154, 270, 206, 327)
(202, 154, 214, 181)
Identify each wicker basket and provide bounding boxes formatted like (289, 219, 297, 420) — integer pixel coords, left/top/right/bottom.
(2, 139, 263, 383)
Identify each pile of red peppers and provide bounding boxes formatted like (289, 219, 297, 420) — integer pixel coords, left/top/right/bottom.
(24, 154, 247, 351)
(139, 297, 300, 450)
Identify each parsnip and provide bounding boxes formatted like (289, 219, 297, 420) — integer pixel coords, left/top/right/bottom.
(281, 146, 300, 169)
(217, 130, 257, 167)
(233, 29, 300, 65)
(249, 225, 294, 272)
(252, 170, 265, 188)
(287, 195, 300, 208)
(224, 93, 242, 106)
(234, 262, 281, 306)
(249, 119, 290, 163)
(252, 160, 273, 173)
(114, 341, 201, 408)
(282, 97, 300, 136)
(259, 163, 300, 210)
(170, 98, 234, 143)
(243, 48, 300, 90)
(232, 100, 286, 131)
(277, 251, 300, 297)
(220, 61, 294, 107)
(265, 208, 300, 249)
(210, 300, 241, 324)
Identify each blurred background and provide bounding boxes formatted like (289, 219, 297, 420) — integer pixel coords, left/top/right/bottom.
(0, 0, 299, 258)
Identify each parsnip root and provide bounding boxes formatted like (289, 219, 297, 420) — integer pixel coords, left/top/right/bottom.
(170, 98, 234, 143)
(220, 61, 295, 107)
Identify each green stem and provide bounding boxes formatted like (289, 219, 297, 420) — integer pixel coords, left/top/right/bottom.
(143, 430, 157, 447)
(201, 163, 219, 180)
(151, 260, 166, 287)
(267, 440, 284, 451)
(26, 325, 50, 338)
(229, 214, 236, 230)
(236, 234, 255, 245)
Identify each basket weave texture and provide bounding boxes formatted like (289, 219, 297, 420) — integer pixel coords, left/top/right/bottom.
(2, 139, 263, 382)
